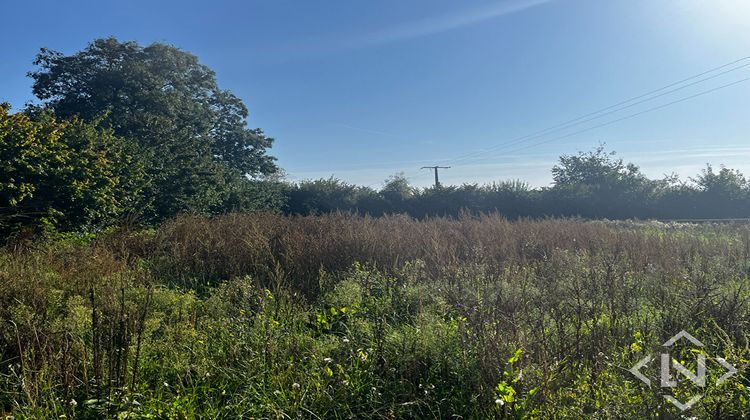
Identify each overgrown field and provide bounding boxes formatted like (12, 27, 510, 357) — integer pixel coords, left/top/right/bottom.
(2, 214, 750, 418)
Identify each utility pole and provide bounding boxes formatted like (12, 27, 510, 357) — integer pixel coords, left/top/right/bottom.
(421, 166, 451, 188)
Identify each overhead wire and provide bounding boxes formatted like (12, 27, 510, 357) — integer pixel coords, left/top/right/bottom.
(447, 56, 750, 166)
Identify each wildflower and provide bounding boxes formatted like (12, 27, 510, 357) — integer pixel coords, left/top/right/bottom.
(343, 338, 350, 343)
(70, 399, 78, 407)
(495, 399, 505, 405)
(292, 383, 301, 390)
(323, 357, 333, 363)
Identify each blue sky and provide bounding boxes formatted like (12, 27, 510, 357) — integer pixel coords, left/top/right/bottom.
(2, 0, 750, 187)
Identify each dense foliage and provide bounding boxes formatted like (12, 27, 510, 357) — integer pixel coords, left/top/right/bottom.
(29, 38, 277, 222)
(283, 147, 750, 220)
(0, 104, 142, 235)
(1, 214, 749, 417)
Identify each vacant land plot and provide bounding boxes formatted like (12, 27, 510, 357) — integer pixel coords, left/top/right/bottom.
(1, 214, 748, 418)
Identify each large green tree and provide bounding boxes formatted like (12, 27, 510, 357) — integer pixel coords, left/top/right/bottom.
(29, 38, 277, 220)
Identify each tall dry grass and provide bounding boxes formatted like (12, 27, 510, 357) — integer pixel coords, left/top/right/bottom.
(111, 213, 750, 297)
(2, 213, 750, 417)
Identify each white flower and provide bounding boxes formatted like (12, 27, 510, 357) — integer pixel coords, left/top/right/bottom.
(292, 383, 301, 390)
(69, 399, 78, 407)
(323, 357, 333, 363)
(343, 338, 350, 343)
(495, 399, 505, 405)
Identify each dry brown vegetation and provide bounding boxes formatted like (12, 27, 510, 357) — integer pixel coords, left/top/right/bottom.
(2, 214, 750, 417)
(118, 213, 750, 293)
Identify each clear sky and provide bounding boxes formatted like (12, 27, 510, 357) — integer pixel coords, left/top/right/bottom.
(2, 0, 750, 188)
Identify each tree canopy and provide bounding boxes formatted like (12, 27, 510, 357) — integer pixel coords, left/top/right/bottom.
(29, 38, 277, 220)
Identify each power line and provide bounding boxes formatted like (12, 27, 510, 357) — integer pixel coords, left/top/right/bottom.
(364, 55, 750, 188)
(465, 75, 750, 162)
(453, 61, 750, 166)
(445, 55, 750, 166)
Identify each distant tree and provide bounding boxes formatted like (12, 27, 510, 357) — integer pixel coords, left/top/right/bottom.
(693, 164, 747, 198)
(690, 164, 749, 218)
(29, 38, 277, 220)
(380, 173, 413, 201)
(0, 104, 140, 233)
(552, 145, 646, 188)
(550, 145, 653, 218)
(377, 173, 414, 213)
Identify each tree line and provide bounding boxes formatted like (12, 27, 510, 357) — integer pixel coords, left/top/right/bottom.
(280, 146, 750, 220)
(1, 38, 748, 237)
